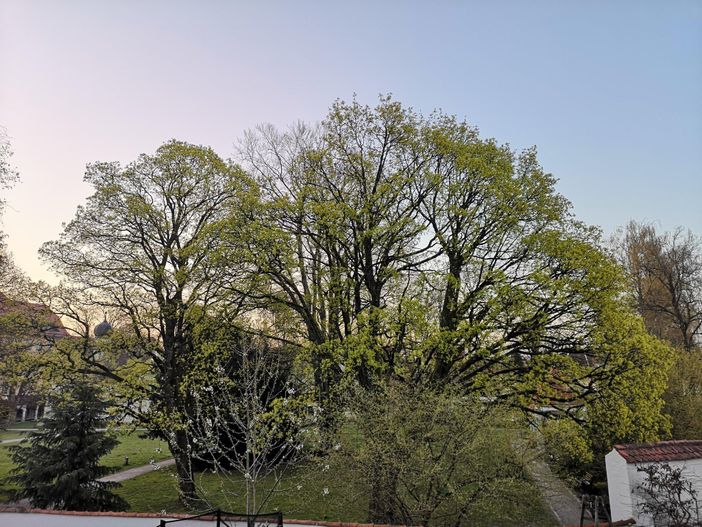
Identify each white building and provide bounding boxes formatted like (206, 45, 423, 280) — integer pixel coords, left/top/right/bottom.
(606, 440, 702, 526)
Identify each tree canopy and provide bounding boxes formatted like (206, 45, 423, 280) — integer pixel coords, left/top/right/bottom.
(39, 97, 673, 509)
(234, 98, 670, 424)
(615, 221, 702, 352)
(40, 140, 254, 504)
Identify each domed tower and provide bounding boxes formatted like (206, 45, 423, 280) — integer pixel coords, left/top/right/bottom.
(94, 318, 113, 338)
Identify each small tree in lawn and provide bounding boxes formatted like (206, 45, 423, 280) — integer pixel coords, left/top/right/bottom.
(6, 381, 128, 511)
(180, 331, 317, 515)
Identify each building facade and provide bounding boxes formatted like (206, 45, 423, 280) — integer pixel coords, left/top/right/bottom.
(606, 440, 702, 526)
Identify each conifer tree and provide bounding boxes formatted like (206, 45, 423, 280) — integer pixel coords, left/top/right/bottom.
(7, 381, 128, 511)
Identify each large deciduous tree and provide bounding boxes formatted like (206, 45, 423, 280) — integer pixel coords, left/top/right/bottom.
(616, 221, 702, 352)
(40, 140, 253, 504)
(237, 97, 669, 425)
(236, 99, 433, 397)
(614, 221, 702, 440)
(232, 99, 672, 519)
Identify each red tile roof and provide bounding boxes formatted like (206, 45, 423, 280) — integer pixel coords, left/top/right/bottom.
(0, 293, 69, 339)
(614, 440, 702, 463)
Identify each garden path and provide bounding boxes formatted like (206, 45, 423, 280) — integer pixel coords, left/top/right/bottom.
(98, 459, 175, 483)
(525, 457, 590, 526)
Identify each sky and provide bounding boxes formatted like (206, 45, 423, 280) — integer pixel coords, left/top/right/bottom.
(1, 0, 701, 283)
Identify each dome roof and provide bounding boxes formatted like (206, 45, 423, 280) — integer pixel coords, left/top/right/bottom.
(94, 319, 113, 338)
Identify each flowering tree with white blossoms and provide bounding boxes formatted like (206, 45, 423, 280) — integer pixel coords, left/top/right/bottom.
(174, 333, 319, 515)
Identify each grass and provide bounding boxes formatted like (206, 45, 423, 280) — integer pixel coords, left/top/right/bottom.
(5, 422, 39, 429)
(116, 455, 370, 522)
(116, 461, 556, 526)
(115, 438, 556, 527)
(0, 424, 556, 526)
(0, 430, 30, 441)
(0, 421, 38, 441)
(99, 432, 171, 469)
(0, 430, 170, 502)
(0, 444, 16, 502)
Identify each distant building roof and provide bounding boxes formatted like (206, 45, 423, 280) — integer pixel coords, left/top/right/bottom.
(0, 293, 69, 339)
(614, 440, 702, 463)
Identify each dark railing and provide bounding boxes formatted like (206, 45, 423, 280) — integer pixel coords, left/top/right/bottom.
(158, 508, 283, 527)
(580, 495, 612, 527)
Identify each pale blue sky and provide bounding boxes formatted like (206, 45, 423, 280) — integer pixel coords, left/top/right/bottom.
(1, 0, 700, 282)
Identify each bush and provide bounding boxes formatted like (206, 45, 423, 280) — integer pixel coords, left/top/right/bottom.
(636, 462, 702, 527)
(541, 419, 593, 481)
(338, 382, 538, 526)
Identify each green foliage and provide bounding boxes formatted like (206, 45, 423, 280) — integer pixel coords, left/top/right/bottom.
(541, 420, 593, 480)
(37, 96, 678, 509)
(540, 312, 673, 483)
(338, 382, 541, 526)
(6, 381, 128, 511)
(664, 349, 702, 439)
(238, 98, 670, 457)
(584, 312, 672, 449)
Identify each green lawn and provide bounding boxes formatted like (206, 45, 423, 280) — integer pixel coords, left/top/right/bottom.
(0, 427, 556, 526)
(0, 430, 30, 441)
(0, 431, 170, 502)
(98, 432, 171, 469)
(0, 444, 15, 502)
(0, 422, 38, 441)
(116, 450, 556, 527)
(116, 458, 370, 522)
(3, 422, 39, 430)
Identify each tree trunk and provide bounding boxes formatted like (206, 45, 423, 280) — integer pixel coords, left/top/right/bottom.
(367, 468, 399, 524)
(434, 255, 463, 380)
(170, 428, 199, 507)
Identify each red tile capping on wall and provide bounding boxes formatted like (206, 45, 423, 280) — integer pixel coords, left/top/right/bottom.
(0, 506, 414, 527)
(614, 439, 702, 463)
(565, 520, 635, 527)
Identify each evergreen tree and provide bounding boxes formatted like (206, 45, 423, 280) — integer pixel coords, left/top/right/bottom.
(6, 382, 128, 511)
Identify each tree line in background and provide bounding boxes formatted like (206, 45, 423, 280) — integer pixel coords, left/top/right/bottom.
(615, 222, 702, 439)
(0, 99, 700, 524)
